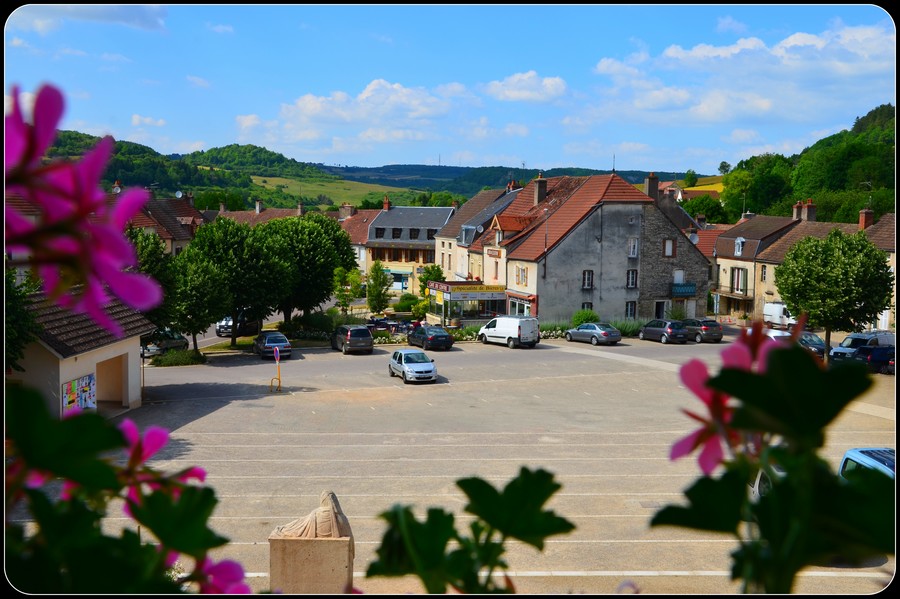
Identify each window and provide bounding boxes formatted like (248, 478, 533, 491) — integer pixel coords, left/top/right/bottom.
(392, 228, 402, 239)
(581, 302, 593, 310)
(731, 267, 748, 294)
(663, 239, 675, 257)
(392, 248, 401, 261)
(735, 237, 745, 257)
(628, 237, 639, 258)
(582, 270, 594, 289)
(515, 266, 528, 286)
(625, 301, 636, 319)
(375, 227, 385, 239)
(409, 229, 419, 240)
(761, 265, 767, 282)
(626, 269, 638, 288)
(427, 229, 438, 240)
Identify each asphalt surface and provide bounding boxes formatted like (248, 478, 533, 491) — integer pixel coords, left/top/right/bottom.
(114, 327, 895, 594)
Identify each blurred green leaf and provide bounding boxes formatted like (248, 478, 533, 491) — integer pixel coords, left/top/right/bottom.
(128, 486, 228, 556)
(650, 468, 747, 533)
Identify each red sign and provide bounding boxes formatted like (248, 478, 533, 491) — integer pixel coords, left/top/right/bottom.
(273, 346, 280, 362)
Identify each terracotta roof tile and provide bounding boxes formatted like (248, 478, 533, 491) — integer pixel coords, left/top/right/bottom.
(340, 209, 382, 245)
(865, 212, 895, 253)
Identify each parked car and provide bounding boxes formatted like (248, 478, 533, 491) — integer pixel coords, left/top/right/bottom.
(852, 345, 896, 375)
(838, 447, 895, 480)
(252, 330, 292, 360)
(477, 315, 540, 348)
(829, 330, 896, 362)
(638, 319, 688, 344)
(407, 325, 454, 350)
(564, 322, 621, 346)
(140, 328, 189, 357)
(216, 310, 260, 337)
(388, 348, 437, 384)
(331, 324, 374, 355)
(763, 329, 830, 361)
(682, 318, 723, 344)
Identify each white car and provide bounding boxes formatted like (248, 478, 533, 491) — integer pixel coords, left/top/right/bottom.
(388, 348, 438, 384)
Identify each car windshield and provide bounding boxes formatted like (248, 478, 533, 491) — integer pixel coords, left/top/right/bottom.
(800, 332, 824, 345)
(266, 335, 288, 344)
(840, 337, 868, 348)
(404, 352, 430, 364)
(424, 327, 445, 335)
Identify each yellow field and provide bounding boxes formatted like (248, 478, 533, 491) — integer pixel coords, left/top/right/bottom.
(251, 175, 409, 207)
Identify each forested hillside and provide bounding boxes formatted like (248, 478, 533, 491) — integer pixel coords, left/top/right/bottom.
(45, 103, 894, 223)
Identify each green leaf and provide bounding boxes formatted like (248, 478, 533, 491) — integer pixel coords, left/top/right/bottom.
(709, 346, 871, 450)
(457, 467, 575, 549)
(128, 487, 229, 556)
(650, 468, 747, 533)
(366, 505, 458, 594)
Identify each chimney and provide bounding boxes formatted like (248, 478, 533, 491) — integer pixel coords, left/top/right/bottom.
(534, 172, 547, 206)
(859, 208, 874, 230)
(696, 213, 707, 229)
(187, 192, 194, 207)
(644, 172, 659, 201)
(295, 203, 304, 217)
(339, 203, 356, 219)
(219, 202, 226, 213)
(383, 194, 391, 211)
(792, 200, 803, 220)
(255, 199, 262, 214)
(451, 200, 459, 209)
(800, 198, 816, 222)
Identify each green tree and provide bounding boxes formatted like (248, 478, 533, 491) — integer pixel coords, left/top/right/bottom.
(718, 161, 732, 175)
(418, 263, 446, 297)
(125, 226, 175, 329)
(720, 169, 753, 222)
(366, 260, 393, 315)
(5, 267, 42, 372)
(683, 169, 698, 188)
(681, 194, 728, 224)
(333, 266, 362, 315)
(774, 229, 894, 355)
(170, 248, 232, 350)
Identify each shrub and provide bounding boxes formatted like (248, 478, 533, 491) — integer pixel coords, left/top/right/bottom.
(608, 319, 646, 337)
(149, 349, 207, 367)
(571, 309, 600, 327)
(394, 293, 419, 312)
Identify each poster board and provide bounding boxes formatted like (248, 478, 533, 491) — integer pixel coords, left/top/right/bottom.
(62, 373, 97, 413)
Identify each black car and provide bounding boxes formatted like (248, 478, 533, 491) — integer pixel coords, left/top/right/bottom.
(407, 325, 454, 350)
(852, 345, 895, 375)
(682, 318, 723, 343)
(331, 324, 375, 355)
(638, 319, 688, 344)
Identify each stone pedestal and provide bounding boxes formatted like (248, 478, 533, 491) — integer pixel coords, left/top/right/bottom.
(268, 536, 353, 594)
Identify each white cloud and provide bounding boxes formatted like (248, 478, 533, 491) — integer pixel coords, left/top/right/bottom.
(100, 53, 130, 63)
(236, 114, 261, 131)
(716, 16, 747, 35)
(131, 114, 166, 127)
(663, 37, 767, 60)
(483, 71, 567, 102)
(186, 75, 210, 88)
(207, 23, 234, 34)
(594, 58, 640, 78)
(7, 5, 167, 34)
(725, 129, 761, 144)
(503, 123, 529, 137)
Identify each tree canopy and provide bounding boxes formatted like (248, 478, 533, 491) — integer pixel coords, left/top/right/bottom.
(774, 229, 894, 354)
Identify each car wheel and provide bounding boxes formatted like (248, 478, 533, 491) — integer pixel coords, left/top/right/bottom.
(591, 336, 599, 346)
(565, 333, 573, 342)
(402, 372, 409, 384)
(714, 338, 722, 343)
(342, 343, 349, 355)
(388, 365, 394, 377)
(695, 334, 703, 344)
(638, 331, 645, 340)
(507, 338, 516, 349)
(660, 334, 669, 344)
(609, 341, 618, 345)
(423, 341, 429, 350)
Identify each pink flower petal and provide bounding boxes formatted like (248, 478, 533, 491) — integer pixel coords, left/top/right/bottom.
(141, 426, 169, 461)
(119, 419, 139, 447)
(679, 359, 713, 405)
(697, 436, 725, 476)
(32, 84, 65, 162)
(670, 428, 704, 461)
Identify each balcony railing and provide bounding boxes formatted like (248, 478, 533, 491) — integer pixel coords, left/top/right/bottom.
(671, 282, 697, 297)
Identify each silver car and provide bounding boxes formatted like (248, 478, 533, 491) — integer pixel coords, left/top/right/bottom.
(564, 322, 622, 346)
(388, 348, 437, 384)
(252, 331, 292, 360)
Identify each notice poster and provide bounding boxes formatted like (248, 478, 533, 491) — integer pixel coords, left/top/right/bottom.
(61, 373, 97, 414)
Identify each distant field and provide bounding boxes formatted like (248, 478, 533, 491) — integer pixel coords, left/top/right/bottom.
(252, 175, 410, 207)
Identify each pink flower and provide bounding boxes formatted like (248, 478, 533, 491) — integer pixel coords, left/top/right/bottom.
(197, 557, 252, 594)
(119, 419, 169, 465)
(5, 83, 162, 337)
(671, 358, 738, 475)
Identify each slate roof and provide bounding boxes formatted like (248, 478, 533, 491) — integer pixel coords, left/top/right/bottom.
(458, 190, 521, 247)
(436, 187, 508, 239)
(25, 289, 156, 359)
(864, 212, 895, 253)
(756, 221, 859, 263)
(367, 206, 455, 248)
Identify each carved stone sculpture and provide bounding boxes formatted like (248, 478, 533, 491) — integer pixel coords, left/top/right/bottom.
(272, 490, 354, 560)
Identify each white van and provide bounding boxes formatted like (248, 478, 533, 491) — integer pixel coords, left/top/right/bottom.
(763, 302, 797, 329)
(478, 316, 540, 349)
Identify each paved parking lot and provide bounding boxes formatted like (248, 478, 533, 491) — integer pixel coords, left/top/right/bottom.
(122, 332, 895, 594)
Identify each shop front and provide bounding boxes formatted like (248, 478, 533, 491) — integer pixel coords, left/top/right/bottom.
(425, 281, 507, 327)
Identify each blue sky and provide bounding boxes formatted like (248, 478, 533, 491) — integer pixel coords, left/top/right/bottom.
(4, 4, 895, 176)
